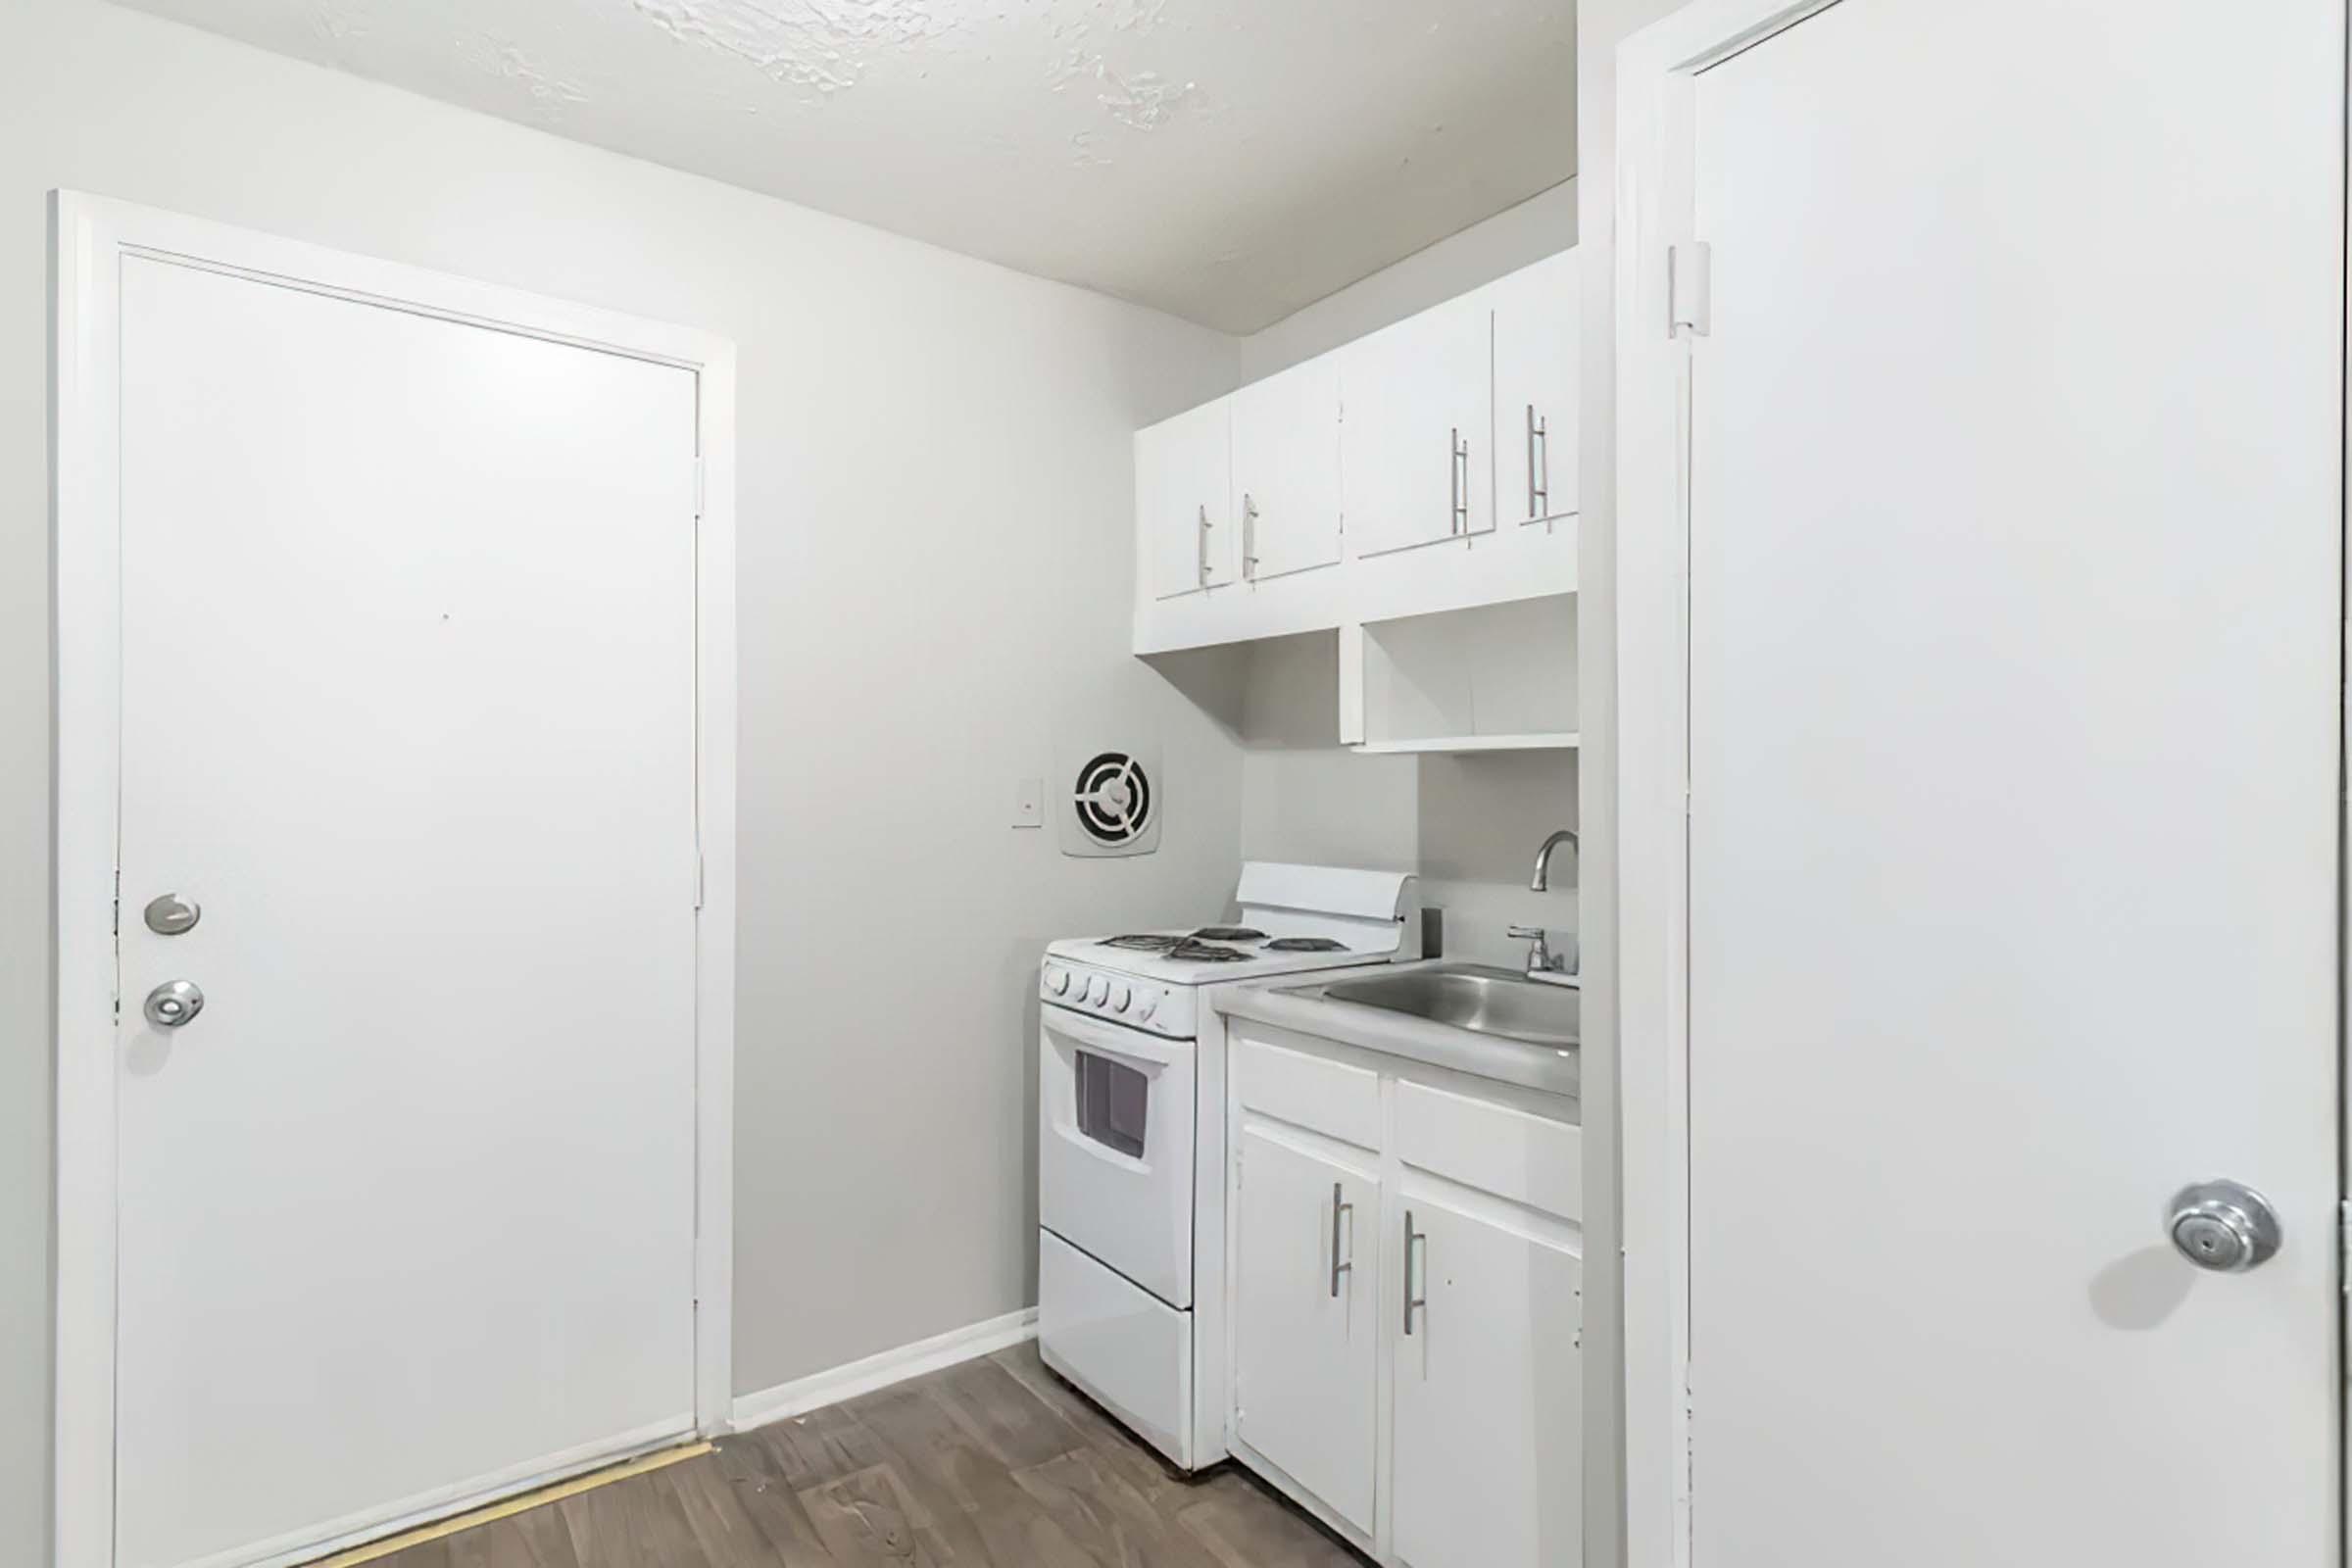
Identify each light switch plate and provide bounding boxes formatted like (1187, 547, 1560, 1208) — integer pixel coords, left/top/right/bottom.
(1012, 777, 1045, 829)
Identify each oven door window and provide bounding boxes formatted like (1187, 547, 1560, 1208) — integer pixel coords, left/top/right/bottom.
(1075, 1050, 1150, 1160)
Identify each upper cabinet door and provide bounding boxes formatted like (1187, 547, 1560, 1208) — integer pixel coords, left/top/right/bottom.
(1231, 1126, 1380, 1536)
(1341, 291, 1494, 557)
(1493, 250, 1580, 528)
(1231, 357, 1343, 583)
(1392, 1199, 1584, 1568)
(1140, 397, 1236, 600)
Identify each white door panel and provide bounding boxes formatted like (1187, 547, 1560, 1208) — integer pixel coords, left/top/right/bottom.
(1684, 3, 2341, 1564)
(1144, 398, 1235, 598)
(1231, 356, 1343, 582)
(116, 257, 699, 1568)
(1491, 250, 1578, 528)
(1341, 293, 1491, 557)
(1392, 1199, 1581, 1568)
(1232, 1125, 1378, 1534)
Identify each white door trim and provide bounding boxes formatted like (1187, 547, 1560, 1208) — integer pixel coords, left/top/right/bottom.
(1613, 5, 2349, 1566)
(48, 190, 740, 1568)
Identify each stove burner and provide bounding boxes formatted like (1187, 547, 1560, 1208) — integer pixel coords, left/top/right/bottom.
(1263, 937, 1348, 953)
(1165, 939, 1250, 963)
(1191, 926, 1266, 943)
(1100, 934, 1183, 952)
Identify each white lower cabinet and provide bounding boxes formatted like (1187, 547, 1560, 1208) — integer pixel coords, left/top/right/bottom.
(1224, 1025, 1583, 1568)
(1232, 1127, 1380, 1533)
(1393, 1200, 1583, 1568)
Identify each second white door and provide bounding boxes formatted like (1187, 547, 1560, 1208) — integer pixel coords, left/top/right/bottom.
(115, 254, 702, 1568)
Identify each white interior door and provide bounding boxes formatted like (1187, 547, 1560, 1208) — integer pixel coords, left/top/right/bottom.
(1681, 3, 2342, 1564)
(114, 255, 700, 1568)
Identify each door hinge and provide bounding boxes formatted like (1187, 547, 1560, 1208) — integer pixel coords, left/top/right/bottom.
(1669, 242, 1712, 339)
(693, 455, 706, 519)
(2338, 1200, 2350, 1295)
(694, 851, 706, 911)
(111, 865, 121, 938)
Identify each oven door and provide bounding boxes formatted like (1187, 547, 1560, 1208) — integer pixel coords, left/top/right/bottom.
(1039, 1004, 1196, 1308)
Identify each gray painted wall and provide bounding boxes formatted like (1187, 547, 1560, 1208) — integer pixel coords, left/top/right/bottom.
(2, 2, 1244, 1557)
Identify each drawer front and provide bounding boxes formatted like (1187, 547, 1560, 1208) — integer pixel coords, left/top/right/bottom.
(1395, 1080, 1581, 1220)
(1231, 1029, 1382, 1150)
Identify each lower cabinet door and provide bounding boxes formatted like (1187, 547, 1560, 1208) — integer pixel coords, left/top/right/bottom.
(1232, 1125, 1379, 1535)
(1393, 1199, 1584, 1568)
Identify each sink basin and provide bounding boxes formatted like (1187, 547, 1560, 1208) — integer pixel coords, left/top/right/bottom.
(1319, 963, 1579, 1049)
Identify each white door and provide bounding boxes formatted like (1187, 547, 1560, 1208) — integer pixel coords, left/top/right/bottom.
(115, 256, 700, 1568)
(1341, 292, 1491, 557)
(1679, 2, 2341, 1563)
(1491, 250, 1578, 529)
(1231, 356, 1343, 582)
(1392, 1199, 1582, 1568)
(1232, 1125, 1379, 1534)
(1142, 397, 1236, 599)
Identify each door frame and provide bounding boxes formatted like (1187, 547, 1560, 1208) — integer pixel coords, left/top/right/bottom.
(48, 190, 740, 1568)
(1612, 4, 2349, 1566)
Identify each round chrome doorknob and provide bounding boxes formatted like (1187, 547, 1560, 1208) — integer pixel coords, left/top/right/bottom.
(2167, 1179, 2281, 1273)
(143, 979, 205, 1029)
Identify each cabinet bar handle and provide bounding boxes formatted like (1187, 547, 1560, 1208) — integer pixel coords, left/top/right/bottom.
(1197, 502, 1210, 587)
(1242, 492, 1260, 581)
(1527, 404, 1549, 520)
(1403, 1209, 1427, 1335)
(1330, 1181, 1353, 1298)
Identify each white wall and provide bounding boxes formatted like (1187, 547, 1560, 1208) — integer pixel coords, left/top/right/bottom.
(1240, 178, 1578, 381)
(1, 2, 1246, 1558)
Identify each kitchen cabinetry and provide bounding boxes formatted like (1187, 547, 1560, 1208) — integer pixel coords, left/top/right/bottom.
(1132, 250, 1580, 657)
(1231, 1126, 1380, 1534)
(1231, 356, 1344, 583)
(1224, 1025, 1583, 1568)
(1138, 396, 1236, 600)
(1492, 249, 1579, 530)
(1340, 289, 1494, 557)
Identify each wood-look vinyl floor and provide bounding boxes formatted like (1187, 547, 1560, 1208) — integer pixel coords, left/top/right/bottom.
(373, 1345, 1366, 1568)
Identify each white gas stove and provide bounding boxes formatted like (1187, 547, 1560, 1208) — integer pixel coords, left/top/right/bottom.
(1035, 862, 1417, 1470)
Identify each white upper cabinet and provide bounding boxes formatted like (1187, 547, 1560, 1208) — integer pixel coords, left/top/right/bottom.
(1340, 288, 1494, 558)
(1139, 396, 1237, 600)
(1231, 357, 1343, 583)
(1492, 250, 1580, 528)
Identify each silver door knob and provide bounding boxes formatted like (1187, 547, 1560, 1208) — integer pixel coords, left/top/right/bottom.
(2167, 1179, 2281, 1272)
(143, 979, 204, 1029)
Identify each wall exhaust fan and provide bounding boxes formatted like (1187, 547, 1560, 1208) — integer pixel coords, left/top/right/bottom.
(1059, 742, 1161, 858)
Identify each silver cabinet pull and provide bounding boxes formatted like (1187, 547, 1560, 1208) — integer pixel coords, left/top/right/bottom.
(1526, 403, 1549, 520)
(1196, 503, 1211, 587)
(1241, 491, 1260, 581)
(1448, 429, 1471, 533)
(1402, 1209, 1427, 1335)
(1330, 1181, 1353, 1298)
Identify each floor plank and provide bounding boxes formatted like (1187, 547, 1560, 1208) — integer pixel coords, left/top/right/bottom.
(348, 1347, 1368, 1568)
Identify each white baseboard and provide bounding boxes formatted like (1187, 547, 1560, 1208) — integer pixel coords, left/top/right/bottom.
(729, 1307, 1039, 1434)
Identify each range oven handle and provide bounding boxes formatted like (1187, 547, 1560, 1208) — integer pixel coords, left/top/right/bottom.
(1042, 1002, 1190, 1066)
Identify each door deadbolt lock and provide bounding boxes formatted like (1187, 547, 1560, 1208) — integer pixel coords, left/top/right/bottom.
(2167, 1179, 2281, 1273)
(143, 893, 201, 936)
(143, 979, 204, 1030)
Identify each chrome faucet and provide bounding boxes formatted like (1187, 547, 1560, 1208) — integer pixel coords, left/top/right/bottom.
(1531, 828, 1578, 892)
(1516, 828, 1581, 986)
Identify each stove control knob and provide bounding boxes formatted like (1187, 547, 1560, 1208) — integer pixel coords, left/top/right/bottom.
(1137, 992, 1159, 1022)
(1047, 965, 1070, 997)
(1082, 976, 1102, 1004)
(1111, 985, 1132, 1013)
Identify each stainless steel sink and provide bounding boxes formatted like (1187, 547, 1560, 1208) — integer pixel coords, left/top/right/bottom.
(1319, 963, 1579, 1049)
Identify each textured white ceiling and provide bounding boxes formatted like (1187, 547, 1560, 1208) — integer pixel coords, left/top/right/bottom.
(106, 0, 1577, 331)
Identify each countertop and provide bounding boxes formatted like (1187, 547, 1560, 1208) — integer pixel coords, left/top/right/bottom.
(1216, 958, 1582, 1104)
